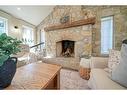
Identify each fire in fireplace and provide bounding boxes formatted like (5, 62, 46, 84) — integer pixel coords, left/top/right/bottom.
(61, 40, 75, 57)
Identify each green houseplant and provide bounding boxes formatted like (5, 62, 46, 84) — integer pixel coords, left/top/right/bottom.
(0, 33, 22, 89)
(0, 33, 22, 66)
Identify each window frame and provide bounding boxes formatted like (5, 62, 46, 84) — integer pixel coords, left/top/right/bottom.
(22, 25, 34, 46)
(0, 16, 8, 35)
(101, 16, 114, 55)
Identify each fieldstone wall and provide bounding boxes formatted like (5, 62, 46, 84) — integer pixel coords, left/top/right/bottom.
(82, 6, 127, 56)
(37, 6, 127, 57)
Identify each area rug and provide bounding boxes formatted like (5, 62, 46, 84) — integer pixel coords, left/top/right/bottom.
(60, 69, 90, 90)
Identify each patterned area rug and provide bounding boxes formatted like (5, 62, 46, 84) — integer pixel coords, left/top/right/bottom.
(60, 69, 90, 90)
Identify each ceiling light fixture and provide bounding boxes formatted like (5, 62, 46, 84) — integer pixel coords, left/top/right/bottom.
(17, 7, 21, 10)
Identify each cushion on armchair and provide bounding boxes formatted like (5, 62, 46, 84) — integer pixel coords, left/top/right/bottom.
(90, 57, 108, 69)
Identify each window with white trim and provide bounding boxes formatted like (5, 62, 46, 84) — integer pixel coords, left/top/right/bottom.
(22, 25, 34, 47)
(0, 17, 8, 35)
(101, 16, 113, 54)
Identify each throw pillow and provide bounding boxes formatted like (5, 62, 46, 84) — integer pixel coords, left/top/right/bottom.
(108, 49, 121, 73)
(111, 43, 127, 87)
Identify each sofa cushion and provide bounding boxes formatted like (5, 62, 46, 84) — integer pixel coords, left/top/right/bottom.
(111, 44, 127, 88)
(108, 49, 121, 73)
(90, 57, 108, 69)
(88, 69, 126, 89)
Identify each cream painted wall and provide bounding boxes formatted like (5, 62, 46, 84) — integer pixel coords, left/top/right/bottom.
(0, 10, 36, 44)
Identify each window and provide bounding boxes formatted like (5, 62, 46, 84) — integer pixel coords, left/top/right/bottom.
(22, 25, 34, 46)
(0, 17, 8, 35)
(101, 16, 113, 54)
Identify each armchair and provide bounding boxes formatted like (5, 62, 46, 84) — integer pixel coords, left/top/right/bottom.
(12, 44, 38, 68)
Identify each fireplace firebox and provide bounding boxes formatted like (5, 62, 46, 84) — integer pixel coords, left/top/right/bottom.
(56, 40, 75, 57)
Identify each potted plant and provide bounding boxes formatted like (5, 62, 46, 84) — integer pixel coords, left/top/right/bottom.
(0, 33, 22, 89)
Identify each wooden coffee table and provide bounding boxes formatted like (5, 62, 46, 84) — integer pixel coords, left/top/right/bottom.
(5, 63, 61, 90)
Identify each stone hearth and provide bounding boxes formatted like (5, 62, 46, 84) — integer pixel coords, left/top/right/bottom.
(42, 57, 80, 70)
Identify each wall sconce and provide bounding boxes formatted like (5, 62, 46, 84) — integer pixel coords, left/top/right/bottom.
(14, 26, 19, 33)
(14, 26, 18, 29)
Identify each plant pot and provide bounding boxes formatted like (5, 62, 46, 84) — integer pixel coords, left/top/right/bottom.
(0, 57, 17, 89)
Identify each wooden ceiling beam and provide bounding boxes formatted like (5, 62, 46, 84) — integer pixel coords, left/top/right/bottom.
(44, 17, 95, 32)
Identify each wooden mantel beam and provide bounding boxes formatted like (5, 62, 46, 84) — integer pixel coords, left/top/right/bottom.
(44, 17, 95, 32)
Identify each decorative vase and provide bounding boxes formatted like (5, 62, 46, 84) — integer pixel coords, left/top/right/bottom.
(0, 57, 17, 89)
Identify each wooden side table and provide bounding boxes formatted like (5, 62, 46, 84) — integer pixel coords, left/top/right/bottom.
(79, 58, 91, 80)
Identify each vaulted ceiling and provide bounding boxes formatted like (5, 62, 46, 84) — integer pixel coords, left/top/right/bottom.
(0, 6, 54, 26)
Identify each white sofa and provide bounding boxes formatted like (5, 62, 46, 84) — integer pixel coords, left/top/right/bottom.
(88, 57, 126, 89)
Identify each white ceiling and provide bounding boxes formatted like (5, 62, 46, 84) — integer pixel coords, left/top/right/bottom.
(0, 6, 54, 26)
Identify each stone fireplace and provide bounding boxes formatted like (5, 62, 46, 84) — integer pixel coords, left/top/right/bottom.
(42, 24, 93, 70)
(45, 24, 92, 58)
(56, 40, 75, 57)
